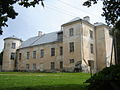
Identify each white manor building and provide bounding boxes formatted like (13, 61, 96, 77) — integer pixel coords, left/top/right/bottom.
(2, 16, 115, 72)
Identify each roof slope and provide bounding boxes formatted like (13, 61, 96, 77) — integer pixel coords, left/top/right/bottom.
(20, 32, 58, 48)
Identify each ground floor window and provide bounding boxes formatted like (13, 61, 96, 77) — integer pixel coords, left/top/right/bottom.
(60, 61, 63, 69)
(33, 64, 36, 70)
(51, 62, 55, 70)
(26, 64, 29, 70)
(70, 59, 74, 63)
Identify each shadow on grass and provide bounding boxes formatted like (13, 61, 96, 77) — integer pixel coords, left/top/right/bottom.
(0, 84, 88, 90)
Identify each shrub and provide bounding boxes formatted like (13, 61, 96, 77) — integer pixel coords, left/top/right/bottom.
(85, 64, 120, 90)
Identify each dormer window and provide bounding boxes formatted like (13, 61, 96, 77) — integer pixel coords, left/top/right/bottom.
(57, 31, 63, 41)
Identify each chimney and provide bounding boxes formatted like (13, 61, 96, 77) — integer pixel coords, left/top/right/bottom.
(83, 16, 90, 22)
(38, 31, 43, 36)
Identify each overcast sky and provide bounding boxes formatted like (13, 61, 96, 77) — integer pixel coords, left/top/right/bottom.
(0, 0, 105, 52)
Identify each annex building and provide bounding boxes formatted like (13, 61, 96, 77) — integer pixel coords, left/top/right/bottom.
(2, 16, 115, 72)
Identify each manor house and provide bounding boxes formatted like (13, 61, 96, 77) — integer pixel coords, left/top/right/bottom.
(2, 16, 115, 72)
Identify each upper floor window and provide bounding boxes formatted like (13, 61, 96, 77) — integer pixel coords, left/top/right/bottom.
(69, 42, 74, 52)
(12, 43, 16, 49)
(27, 52, 30, 59)
(90, 44, 94, 54)
(70, 59, 74, 63)
(60, 47, 63, 55)
(40, 49, 44, 58)
(33, 51, 36, 59)
(10, 52, 15, 60)
(19, 53, 22, 60)
(51, 48, 55, 56)
(90, 30, 93, 39)
(69, 28, 74, 36)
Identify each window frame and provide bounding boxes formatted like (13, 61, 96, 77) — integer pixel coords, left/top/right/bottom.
(33, 63, 36, 70)
(69, 28, 74, 36)
(27, 52, 30, 59)
(51, 62, 55, 70)
(70, 59, 74, 63)
(69, 42, 74, 52)
(51, 48, 55, 56)
(19, 53, 22, 60)
(90, 44, 94, 54)
(11, 43, 16, 49)
(10, 52, 15, 60)
(90, 30, 93, 39)
(40, 49, 44, 58)
(26, 64, 29, 70)
(60, 47, 63, 55)
(33, 51, 36, 59)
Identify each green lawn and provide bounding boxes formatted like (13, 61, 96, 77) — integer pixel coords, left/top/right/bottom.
(0, 72, 90, 90)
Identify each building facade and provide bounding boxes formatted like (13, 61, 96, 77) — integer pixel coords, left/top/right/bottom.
(2, 16, 115, 72)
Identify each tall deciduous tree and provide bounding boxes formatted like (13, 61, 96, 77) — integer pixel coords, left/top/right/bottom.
(83, 0, 120, 27)
(0, 51, 3, 65)
(0, 0, 44, 35)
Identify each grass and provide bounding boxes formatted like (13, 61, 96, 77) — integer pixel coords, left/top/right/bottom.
(0, 72, 90, 90)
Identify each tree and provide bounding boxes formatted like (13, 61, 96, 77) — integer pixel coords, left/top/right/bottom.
(83, 1, 120, 89)
(0, 51, 3, 65)
(0, 0, 44, 35)
(83, 0, 120, 27)
(84, 0, 120, 64)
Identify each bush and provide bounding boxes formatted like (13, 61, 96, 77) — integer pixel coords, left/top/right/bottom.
(85, 64, 120, 90)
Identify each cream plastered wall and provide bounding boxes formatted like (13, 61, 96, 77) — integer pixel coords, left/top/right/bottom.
(82, 23, 96, 73)
(62, 22, 82, 71)
(17, 42, 63, 71)
(2, 38, 21, 71)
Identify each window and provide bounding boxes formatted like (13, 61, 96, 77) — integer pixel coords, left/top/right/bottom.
(51, 62, 55, 70)
(40, 49, 44, 58)
(60, 47, 63, 55)
(10, 52, 15, 60)
(12, 43, 16, 49)
(26, 64, 29, 70)
(69, 28, 74, 36)
(33, 64, 36, 70)
(70, 59, 74, 63)
(69, 42, 74, 52)
(60, 61, 63, 69)
(33, 51, 36, 59)
(27, 52, 30, 59)
(90, 44, 94, 54)
(51, 48, 55, 56)
(19, 53, 22, 60)
(90, 30, 93, 39)
(58, 32, 63, 41)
